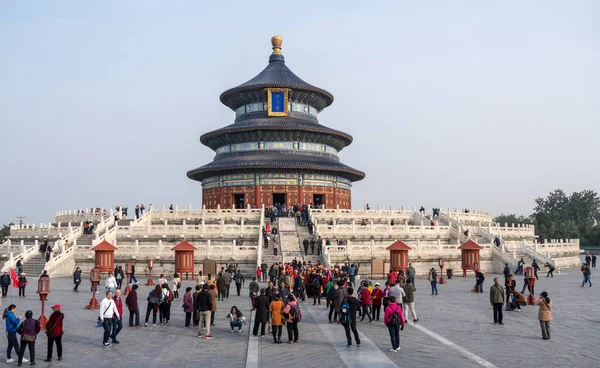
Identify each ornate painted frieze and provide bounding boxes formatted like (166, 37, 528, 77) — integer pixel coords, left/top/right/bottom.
(216, 141, 338, 156)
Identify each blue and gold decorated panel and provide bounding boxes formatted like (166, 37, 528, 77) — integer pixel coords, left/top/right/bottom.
(235, 101, 318, 118)
(201, 173, 352, 189)
(266, 88, 289, 117)
(216, 141, 337, 156)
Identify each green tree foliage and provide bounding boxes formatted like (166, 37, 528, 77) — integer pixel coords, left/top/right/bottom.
(531, 189, 600, 246)
(0, 224, 11, 243)
(493, 214, 531, 225)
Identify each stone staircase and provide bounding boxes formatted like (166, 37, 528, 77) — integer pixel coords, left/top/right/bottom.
(22, 256, 49, 278)
(277, 218, 303, 263)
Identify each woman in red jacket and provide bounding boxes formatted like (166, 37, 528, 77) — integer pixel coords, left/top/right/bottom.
(370, 283, 384, 321)
(125, 284, 141, 328)
(44, 304, 64, 362)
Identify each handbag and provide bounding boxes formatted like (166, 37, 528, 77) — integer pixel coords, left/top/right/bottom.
(45, 314, 63, 336)
(22, 334, 36, 342)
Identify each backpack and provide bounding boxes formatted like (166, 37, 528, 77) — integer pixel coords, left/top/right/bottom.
(339, 298, 350, 324)
(147, 291, 159, 305)
(390, 305, 401, 325)
(312, 276, 320, 289)
(291, 304, 302, 323)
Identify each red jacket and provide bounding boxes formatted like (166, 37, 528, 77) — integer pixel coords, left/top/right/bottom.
(371, 288, 384, 306)
(46, 311, 64, 337)
(113, 296, 124, 316)
(125, 290, 138, 311)
(388, 271, 397, 285)
(360, 288, 371, 305)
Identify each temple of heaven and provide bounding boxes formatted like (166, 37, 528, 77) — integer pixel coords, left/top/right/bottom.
(187, 35, 365, 209)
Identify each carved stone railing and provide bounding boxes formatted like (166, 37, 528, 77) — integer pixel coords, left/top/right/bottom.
(315, 223, 451, 239)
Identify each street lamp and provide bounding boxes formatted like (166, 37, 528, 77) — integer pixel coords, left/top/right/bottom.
(124, 263, 133, 295)
(438, 257, 446, 284)
(145, 259, 155, 286)
(37, 277, 50, 329)
(85, 266, 100, 309)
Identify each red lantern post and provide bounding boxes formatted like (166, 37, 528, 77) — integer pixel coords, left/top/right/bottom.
(85, 266, 101, 309)
(145, 259, 155, 286)
(123, 263, 133, 295)
(37, 277, 50, 329)
(438, 257, 446, 284)
(526, 266, 536, 305)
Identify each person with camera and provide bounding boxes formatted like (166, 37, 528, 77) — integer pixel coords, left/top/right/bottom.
(535, 291, 552, 340)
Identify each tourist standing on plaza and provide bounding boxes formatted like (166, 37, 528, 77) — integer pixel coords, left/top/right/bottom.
(16, 310, 40, 366)
(172, 273, 181, 300)
(44, 304, 64, 362)
(283, 294, 300, 343)
(535, 291, 552, 340)
(159, 284, 173, 325)
(227, 306, 245, 332)
(183, 287, 194, 328)
(371, 283, 384, 321)
(4, 304, 28, 364)
(269, 295, 284, 342)
(389, 279, 406, 305)
(144, 285, 162, 327)
(428, 268, 438, 295)
(105, 272, 117, 294)
(110, 290, 124, 343)
(216, 273, 226, 301)
(253, 289, 269, 337)
(475, 269, 485, 294)
(196, 284, 213, 339)
(489, 278, 505, 325)
(196, 271, 206, 285)
(545, 262, 555, 277)
(581, 263, 592, 287)
(234, 269, 245, 296)
(592, 255, 597, 268)
(208, 284, 217, 326)
(406, 264, 416, 286)
(17, 274, 27, 297)
(158, 274, 168, 287)
(402, 279, 418, 322)
(225, 270, 233, 298)
(359, 282, 373, 322)
(312, 271, 322, 305)
(0, 271, 11, 297)
(125, 284, 140, 327)
(249, 277, 259, 310)
(532, 260, 540, 279)
(384, 296, 405, 352)
(332, 281, 345, 323)
(114, 266, 124, 290)
(192, 285, 201, 326)
(340, 287, 360, 347)
(503, 263, 511, 284)
(99, 290, 120, 347)
(72, 267, 81, 292)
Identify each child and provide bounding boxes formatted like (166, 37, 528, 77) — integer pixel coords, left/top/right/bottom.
(183, 287, 194, 328)
(256, 267, 262, 280)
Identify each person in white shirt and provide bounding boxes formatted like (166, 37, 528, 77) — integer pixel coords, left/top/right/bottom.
(99, 290, 120, 347)
(388, 280, 406, 305)
(105, 273, 117, 294)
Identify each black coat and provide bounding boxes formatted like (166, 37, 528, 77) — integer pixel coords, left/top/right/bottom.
(0, 274, 11, 286)
(346, 296, 360, 324)
(255, 295, 269, 323)
(73, 270, 81, 284)
(195, 290, 212, 312)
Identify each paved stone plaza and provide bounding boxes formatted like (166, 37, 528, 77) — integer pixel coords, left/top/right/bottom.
(1, 266, 596, 368)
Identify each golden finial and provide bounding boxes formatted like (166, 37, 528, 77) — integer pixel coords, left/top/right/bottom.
(271, 35, 283, 55)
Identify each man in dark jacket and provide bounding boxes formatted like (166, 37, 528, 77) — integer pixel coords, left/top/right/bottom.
(342, 287, 361, 347)
(73, 267, 82, 292)
(253, 289, 269, 337)
(311, 272, 322, 305)
(234, 270, 245, 296)
(0, 271, 11, 297)
(475, 270, 485, 293)
(260, 262, 268, 282)
(503, 263, 511, 284)
(196, 284, 213, 339)
(303, 239, 309, 256)
(489, 278, 505, 325)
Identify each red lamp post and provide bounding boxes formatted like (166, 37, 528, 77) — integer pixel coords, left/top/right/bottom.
(37, 277, 50, 329)
(145, 259, 155, 286)
(85, 267, 101, 309)
(526, 266, 536, 305)
(438, 257, 446, 284)
(123, 263, 133, 295)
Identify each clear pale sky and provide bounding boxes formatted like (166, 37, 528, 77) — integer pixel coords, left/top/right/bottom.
(1, 1, 598, 226)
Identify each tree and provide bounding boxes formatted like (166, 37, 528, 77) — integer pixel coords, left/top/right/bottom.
(0, 224, 11, 243)
(493, 214, 531, 226)
(531, 189, 600, 245)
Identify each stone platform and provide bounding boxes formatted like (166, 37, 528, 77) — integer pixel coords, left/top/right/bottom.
(2, 266, 595, 367)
